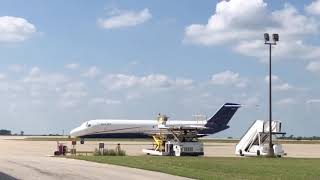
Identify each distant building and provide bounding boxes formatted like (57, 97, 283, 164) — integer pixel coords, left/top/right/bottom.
(0, 129, 11, 135)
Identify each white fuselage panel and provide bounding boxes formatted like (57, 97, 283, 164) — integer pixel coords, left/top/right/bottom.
(70, 119, 207, 137)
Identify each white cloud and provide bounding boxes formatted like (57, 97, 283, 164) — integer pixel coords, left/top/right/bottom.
(275, 98, 297, 106)
(23, 67, 68, 85)
(0, 74, 6, 80)
(126, 93, 142, 100)
(65, 63, 79, 70)
(184, 0, 320, 63)
(306, 0, 320, 15)
(270, 4, 318, 36)
(0, 81, 24, 93)
(185, 0, 267, 45)
(22, 67, 70, 98)
(58, 99, 79, 108)
(89, 97, 105, 105)
(102, 73, 193, 90)
(8, 64, 26, 73)
(185, 1, 318, 45)
(243, 96, 260, 107)
(31, 99, 43, 106)
(211, 70, 247, 88)
(274, 83, 293, 91)
(130, 60, 140, 65)
(98, 8, 152, 29)
(176, 79, 194, 86)
(105, 99, 122, 105)
(264, 75, 280, 83)
(61, 82, 87, 99)
(9, 103, 17, 113)
(306, 61, 320, 73)
(0, 16, 36, 42)
(234, 39, 320, 63)
(103, 74, 168, 89)
(264, 75, 294, 91)
(30, 66, 40, 76)
(306, 99, 320, 104)
(82, 66, 101, 78)
(61, 91, 87, 99)
(88, 97, 121, 105)
(22, 67, 41, 83)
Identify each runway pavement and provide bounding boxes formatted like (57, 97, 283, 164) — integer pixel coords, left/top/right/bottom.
(1, 136, 320, 180)
(0, 136, 190, 180)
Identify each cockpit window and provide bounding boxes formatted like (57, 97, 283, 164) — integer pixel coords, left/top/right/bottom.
(86, 122, 91, 127)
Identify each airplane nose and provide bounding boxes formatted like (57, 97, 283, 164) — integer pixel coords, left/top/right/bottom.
(70, 129, 75, 135)
(70, 127, 81, 137)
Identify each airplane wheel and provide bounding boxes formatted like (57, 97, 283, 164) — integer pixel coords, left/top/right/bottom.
(239, 150, 244, 156)
(80, 138, 84, 144)
(257, 150, 260, 156)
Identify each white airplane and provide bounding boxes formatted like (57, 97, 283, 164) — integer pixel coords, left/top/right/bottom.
(70, 103, 241, 139)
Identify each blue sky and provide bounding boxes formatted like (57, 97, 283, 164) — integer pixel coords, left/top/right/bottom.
(0, 0, 320, 137)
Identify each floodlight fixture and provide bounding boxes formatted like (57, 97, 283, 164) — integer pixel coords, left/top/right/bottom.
(272, 34, 279, 42)
(264, 33, 270, 42)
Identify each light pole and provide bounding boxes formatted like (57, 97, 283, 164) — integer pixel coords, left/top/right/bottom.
(264, 33, 279, 157)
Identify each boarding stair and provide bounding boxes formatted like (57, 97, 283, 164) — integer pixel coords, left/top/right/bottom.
(235, 120, 285, 157)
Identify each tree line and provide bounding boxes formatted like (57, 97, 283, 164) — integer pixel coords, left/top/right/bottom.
(0, 129, 11, 135)
(278, 135, 320, 140)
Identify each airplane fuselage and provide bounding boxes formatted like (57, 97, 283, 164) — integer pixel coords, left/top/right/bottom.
(70, 119, 206, 138)
(70, 103, 241, 138)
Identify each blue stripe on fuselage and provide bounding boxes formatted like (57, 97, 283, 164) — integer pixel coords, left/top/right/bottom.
(80, 133, 150, 138)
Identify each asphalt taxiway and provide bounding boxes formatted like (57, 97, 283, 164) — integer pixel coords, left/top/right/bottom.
(0, 136, 189, 180)
(1, 136, 320, 179)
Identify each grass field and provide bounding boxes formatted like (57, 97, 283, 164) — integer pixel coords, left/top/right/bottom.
(71, 156, 320, 180)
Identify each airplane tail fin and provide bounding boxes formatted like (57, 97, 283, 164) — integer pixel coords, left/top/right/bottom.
(205, 103, 241, 128)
